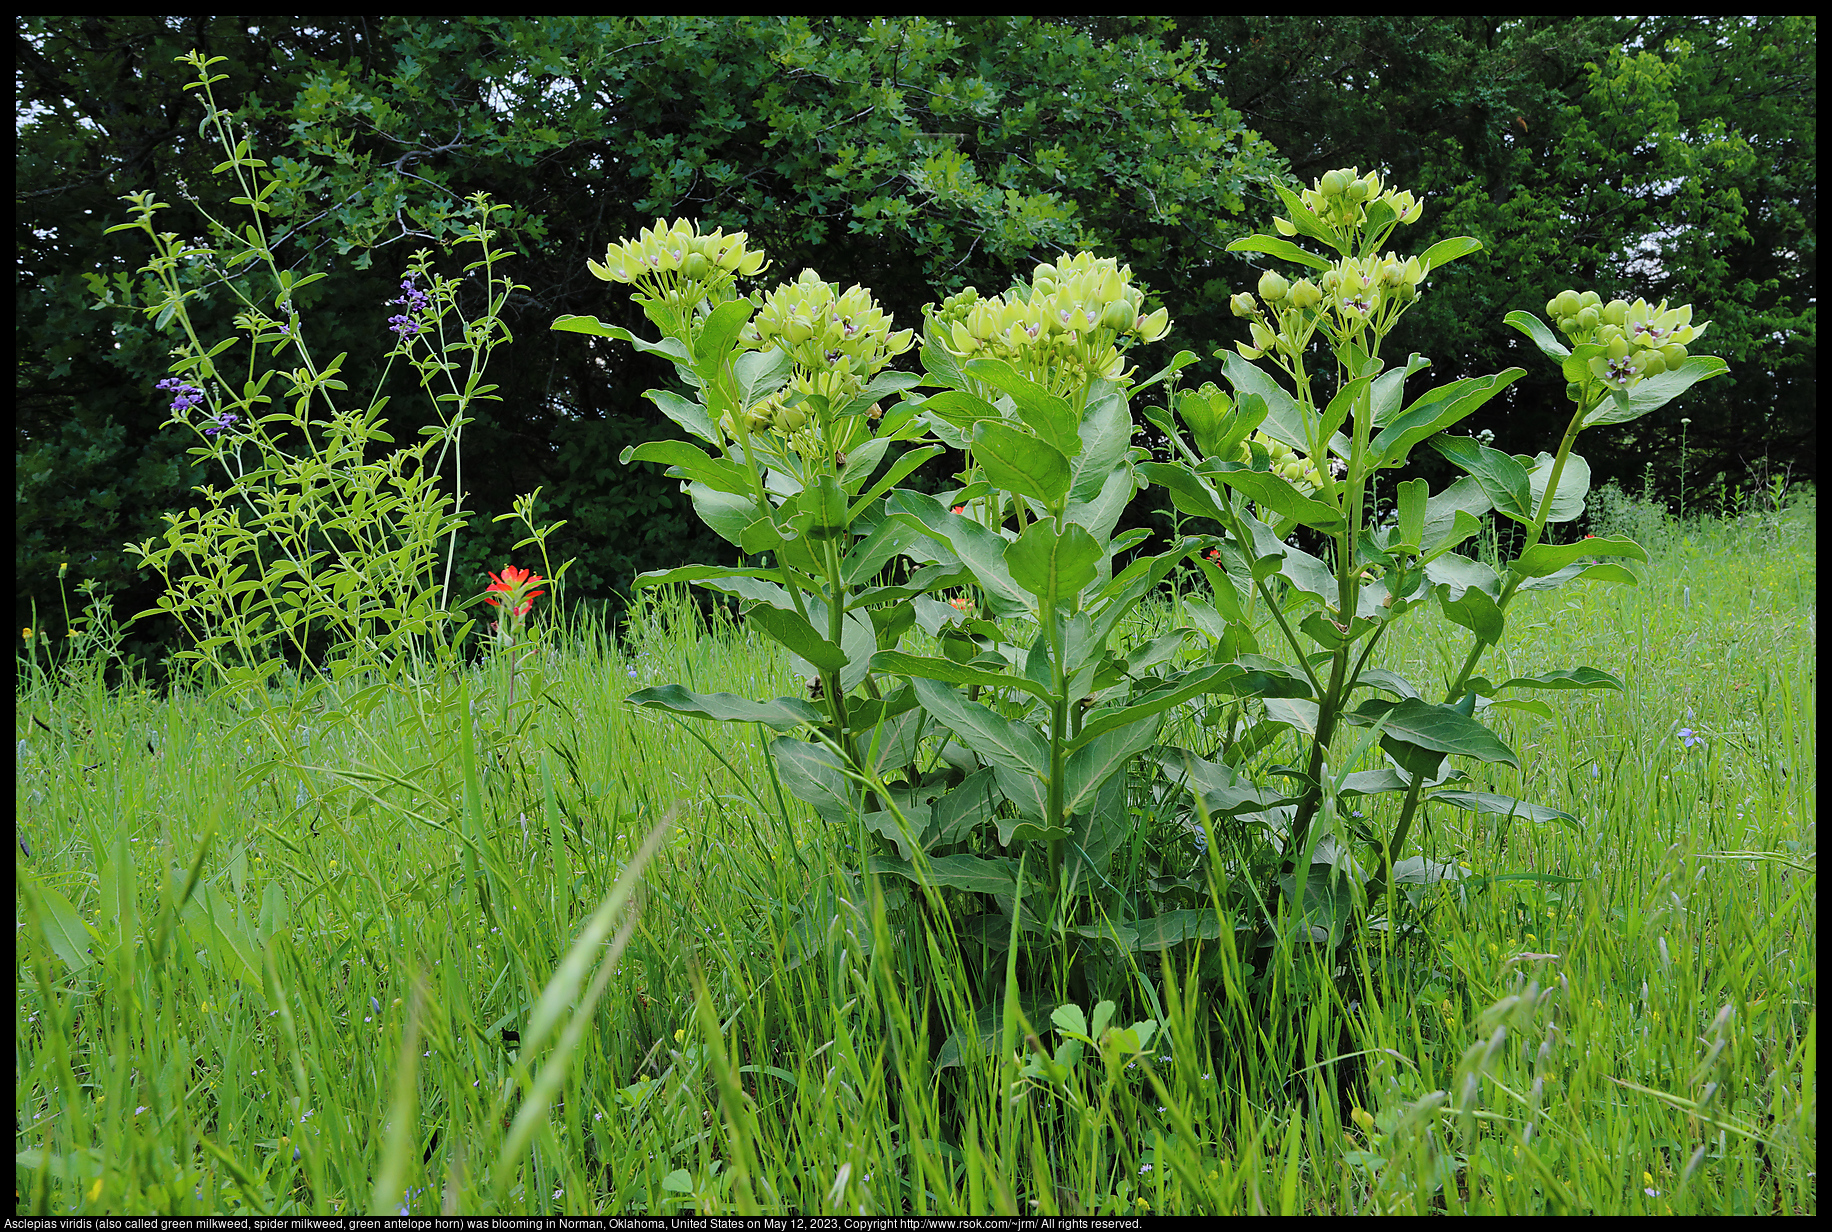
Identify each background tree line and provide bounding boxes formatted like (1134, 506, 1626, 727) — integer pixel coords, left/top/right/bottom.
(16, 15, 1815, 676)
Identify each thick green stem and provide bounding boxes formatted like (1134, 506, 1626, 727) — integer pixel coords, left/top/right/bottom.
(1366, 395, 1597, 902)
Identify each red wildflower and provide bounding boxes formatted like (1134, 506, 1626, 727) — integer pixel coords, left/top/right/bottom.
(485, 564, 546, 617)
(952, 505, 967, 515)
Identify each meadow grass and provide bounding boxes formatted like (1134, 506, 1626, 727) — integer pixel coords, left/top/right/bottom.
(15, 490, 1815, 1215)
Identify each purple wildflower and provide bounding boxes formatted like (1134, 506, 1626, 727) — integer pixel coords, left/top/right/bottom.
(156, 377, 207, 415)
(388, 273, 432, 340)
(1677, 727, 1702, 750)
(203, 411, 239, 436)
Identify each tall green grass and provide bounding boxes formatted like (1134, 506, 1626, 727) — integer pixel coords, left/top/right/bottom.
(16, 490, 1815, 1214)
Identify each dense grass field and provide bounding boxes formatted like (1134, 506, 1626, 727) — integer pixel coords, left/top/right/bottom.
(16, 487, 1816, 1215)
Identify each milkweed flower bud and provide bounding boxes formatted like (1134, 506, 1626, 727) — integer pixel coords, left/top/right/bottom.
(1257, 270, 1291, 303)
(1287, 279, 1322, 310)
(1230, 292, 1259, 318)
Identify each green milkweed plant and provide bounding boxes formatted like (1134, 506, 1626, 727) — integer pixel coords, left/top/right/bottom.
(561, 163, 1726, 1023)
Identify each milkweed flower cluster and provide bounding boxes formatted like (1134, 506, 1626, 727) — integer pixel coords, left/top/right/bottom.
(933, 253, 1170, 396)
(1274, 166, 1423, 236)
(1231, 429, 1326, 493)
(589, 217, 767, 334)
(1229, 166, 1436, 366)
(743, 268, 914, 403)
(1232, 251, 1429, 361)
(1545, 289, 1709, 396)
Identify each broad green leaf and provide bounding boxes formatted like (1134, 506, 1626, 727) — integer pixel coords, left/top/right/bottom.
(644, 388, 718, 443)
(1277, 863, 1360, 948)
(771, 738, 858, 822)
(1339, 767, 1413, 796)
(621, 440, 752, 496)
(1429, 790, 1581, 831)
(1502, 310, 1571, 364)
(1390, 857, 1470, 886)
(1192, 550, 1250, 625)
(627, 685, 823, 730)
(1220, 351, 1345, 457)
(860, 803, 930, 860)
(909, 676, 1050, 783)
(1394, 477, 1427, 550)
(1349, 697, 1520, 770)
(801, 473, 850, 540)
(928, 769, 1002, 848)
(1419, 483, 1489, 561)
(935, 994, 1057, 1071)
(868, 650, 1052, 701)
(1005, 520, 1102, 610)
(1072, 662, 1312, 748)
(1127, 909, 1226, 952)
(1514, 560, 1644, 591)
(1584, 355, 1730, 427)
(1525, 451, 1591, 524)
(913, 388, 1000, 431)
(1418, 235, 1483, 271)
(886, 490, 1029, 608)
(1431, 435, 1533, 522)
(1317, 368, 1376, 456)
(1372, 369, 1525, 470)
(1269, 538, 1340, 612)
(637, 565, 797, 614)
(1493, 666, 1625, 692)
(687, 482, 756, 548)
(1063, 773, 1129, 884)
(867, 853, 1030, 898)
(691, 297, 755, 383)
(1137, 462, 1230, 524)
(1062, 714, 1162, 817)
(1561, 342, 1606, 386)
(1052, 1003, 1088, 1038)
(733, 347, 793, 407)
(1174, 385, 1226, 457)
(1369, 353, 1433, 428)
(1429, 558, 1504, 642)
(1068, 393, 1133, 503)
(1510, 535, 1647, 580)
(842, 515, 924, 585)
(964, 358, 1081, 456)
(972, 420, 1070, 506)
(849, 444, 943, 518)
(1223, 233, 1334, 271)
(1065, 463, 1135, 549)
(746, 605, 848, 672)
(1203, 462, 1345, 532)
(552, 316, 692, 367)
(834, 368, 925, 419)
(1482, 697, 1555, 721)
